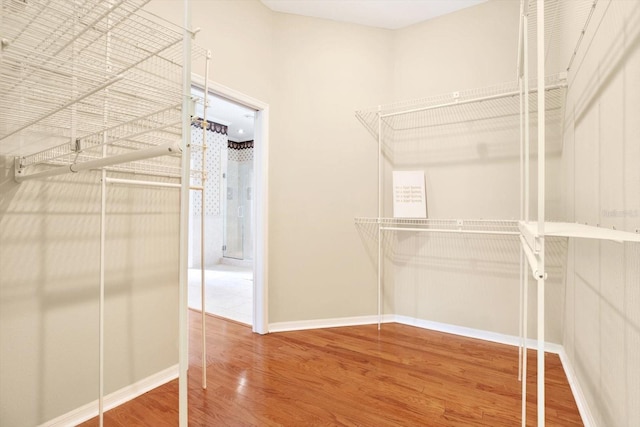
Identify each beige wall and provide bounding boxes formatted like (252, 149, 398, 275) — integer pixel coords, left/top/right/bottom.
(268, 13, 391, 322)
(145, 1, 389, 322)
(0, 163, 179, 425)
(384, 0, 566, 342)
(393, 0, 519, 100)
(145, 0, 275, 103)
(560, 1, 640, 425)
(147, 1, 540, 334)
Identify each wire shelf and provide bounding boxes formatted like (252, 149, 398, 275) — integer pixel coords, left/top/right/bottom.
(524, 0, 599, 73)
(355, 74, 566, 141)
(1, 0, 206, 178)
(355, 217, 520, 235)
(519, 221, 640, 244)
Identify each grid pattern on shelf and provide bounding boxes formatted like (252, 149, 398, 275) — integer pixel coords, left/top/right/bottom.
(1, 0, 207, 178)
(355, 217, 520, 234)
(525, 0, 599, 73)
(355, 74, 566, 142)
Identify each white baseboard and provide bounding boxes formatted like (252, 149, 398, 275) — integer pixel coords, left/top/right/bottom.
(558, 348, 596, 427)
(268, 314, 388, 332)
(39, 364, 179, 427)
(393, 315, 564, 354)
(270, 314, 562, 354)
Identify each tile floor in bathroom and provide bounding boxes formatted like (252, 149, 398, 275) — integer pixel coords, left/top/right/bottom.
(188, 264, 253, 325)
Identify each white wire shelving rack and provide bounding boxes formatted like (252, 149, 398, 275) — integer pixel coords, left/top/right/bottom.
(517, 2, 639, 425)
(0, 0, 206, 425)
(1, 0, 207, 180)
(355, 1, 638, 426)
(356, 74, 567, 142)
(355, 217, 521, 236)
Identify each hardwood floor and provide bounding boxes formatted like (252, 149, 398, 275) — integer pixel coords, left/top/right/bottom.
(79, 311, 582, 426)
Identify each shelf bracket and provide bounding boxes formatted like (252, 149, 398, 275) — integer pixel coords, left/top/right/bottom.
(534, 236, 543, 253)
(0, 38, 9, 61)
(14, 157, 24, 181)
(534, 270, 547, 280)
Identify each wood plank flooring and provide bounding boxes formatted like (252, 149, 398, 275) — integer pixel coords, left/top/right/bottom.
(79, 311, 582, 426)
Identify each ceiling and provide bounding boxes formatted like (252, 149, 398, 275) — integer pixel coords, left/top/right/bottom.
(260, 0, 488, 30)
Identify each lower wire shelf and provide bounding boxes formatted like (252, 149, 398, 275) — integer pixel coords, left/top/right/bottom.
(519, 220, 640, 244)
(355, 217, 520, 236)
(356, 217, 640, 243)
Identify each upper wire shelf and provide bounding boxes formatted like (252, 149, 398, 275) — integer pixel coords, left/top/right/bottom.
(355, 74, 566, 141)
(1, 0, 207, 178)
(521, 0, 599, 75)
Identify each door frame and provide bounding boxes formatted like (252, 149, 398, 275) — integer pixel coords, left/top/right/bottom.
(191, 74, 269, 334)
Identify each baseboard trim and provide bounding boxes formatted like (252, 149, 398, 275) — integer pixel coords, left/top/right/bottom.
(392, 315, 564, 354)
(558, 347, 596, 427)
(270, 314, 562, 354)
(268, 315, 387, 332)
(39, 364, 179, 427)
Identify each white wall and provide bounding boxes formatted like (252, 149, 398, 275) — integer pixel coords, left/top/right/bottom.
(560, 1, 640, 425)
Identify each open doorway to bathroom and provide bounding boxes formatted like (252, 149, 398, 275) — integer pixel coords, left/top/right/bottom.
(187, 88, 256, 326)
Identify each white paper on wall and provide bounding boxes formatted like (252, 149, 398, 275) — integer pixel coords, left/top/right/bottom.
(392, 170, 426, 218)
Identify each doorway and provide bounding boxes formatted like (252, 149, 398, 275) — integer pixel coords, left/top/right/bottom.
(223, 138, 254, 263)
(186, 81, 268, 333)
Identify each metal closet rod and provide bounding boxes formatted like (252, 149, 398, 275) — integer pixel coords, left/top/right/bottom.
(380, 226, 520, 236)
(15, 140, 181, 183)
(106, 177, 178, 188)
(105, 177, 203, 191)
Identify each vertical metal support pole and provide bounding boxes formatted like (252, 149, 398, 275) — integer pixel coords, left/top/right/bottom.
(377, 107, 382, 330)
(522, 264, 529, 427)
(200, 50, 211, 390)
(522, 6, 530, 426)
(518, 74, 524, 383)
(536, 0, 546, 425)
(70, 0, 78, 162)
(99, 3, 112, 425)
(524, 16, 530, 224)
(98, 149, 107, 427)
(178, 0, 192, 425)
(198, 187, 206, 384)
(200, 179, 206, 387)
(518, 250, 524, 377)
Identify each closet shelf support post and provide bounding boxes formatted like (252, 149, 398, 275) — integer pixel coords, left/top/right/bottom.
(178, 0, 193, 424)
